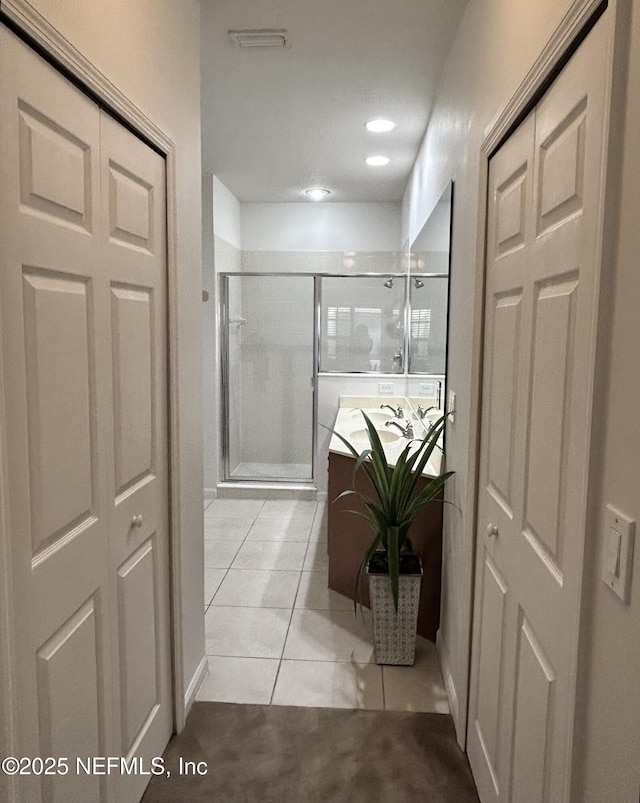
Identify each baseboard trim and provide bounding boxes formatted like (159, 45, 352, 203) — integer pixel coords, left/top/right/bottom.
(436, 630, 462, 747)
(183, 656, 208, 724)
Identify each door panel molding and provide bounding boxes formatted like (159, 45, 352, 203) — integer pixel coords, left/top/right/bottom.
(18, 100, 93, 233)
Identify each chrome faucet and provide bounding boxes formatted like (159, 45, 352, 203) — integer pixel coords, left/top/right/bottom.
(385, 420, 414, 439)
(380, 403, 404, 419)
(416, 405, 438, 420)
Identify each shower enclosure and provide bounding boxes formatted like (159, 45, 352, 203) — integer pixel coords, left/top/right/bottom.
(220, 269, 449, 486)
(221, 274, 316, 483)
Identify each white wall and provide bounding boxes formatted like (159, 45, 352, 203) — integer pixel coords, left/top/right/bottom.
(406, 3, 640, 797)
(213, 176, 242, 249)
(241, 202, 402, 252)
(202, 174, 217, 494)
(203, 177, 242, 491)
(572, 3, 640, 800)
(23, 0, 205, 707)
(402, 0, 586, 744)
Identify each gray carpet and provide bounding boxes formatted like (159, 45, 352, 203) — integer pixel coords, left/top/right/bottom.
(142, 702, 479, 802)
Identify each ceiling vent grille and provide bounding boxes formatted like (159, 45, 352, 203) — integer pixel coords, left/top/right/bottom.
(229, 29, 289, 48)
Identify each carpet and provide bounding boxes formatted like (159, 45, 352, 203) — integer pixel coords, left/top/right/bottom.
(142, 702, 479, 802)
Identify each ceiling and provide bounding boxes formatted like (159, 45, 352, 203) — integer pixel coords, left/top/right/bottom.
(199, 0, 468, 203)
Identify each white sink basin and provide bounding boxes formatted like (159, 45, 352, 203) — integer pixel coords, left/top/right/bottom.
(349, 409, 394, 425)
(348, 427, 401, 449)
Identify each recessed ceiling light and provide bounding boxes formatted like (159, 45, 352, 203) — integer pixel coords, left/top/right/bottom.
(305, 188, 331, 200)
(365, 119, 396, 133)
(366, 156, 390, 167)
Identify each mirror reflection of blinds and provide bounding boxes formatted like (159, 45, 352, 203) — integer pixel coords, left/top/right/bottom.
(411, 307, 432, 340)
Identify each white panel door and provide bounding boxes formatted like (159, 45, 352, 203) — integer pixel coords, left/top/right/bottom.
(468, 17, 609, 803)
(99, 112, 173, 803)
(0, 26, 171, 803)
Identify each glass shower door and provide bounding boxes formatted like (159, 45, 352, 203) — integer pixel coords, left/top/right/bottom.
(222, 275, 315, 483)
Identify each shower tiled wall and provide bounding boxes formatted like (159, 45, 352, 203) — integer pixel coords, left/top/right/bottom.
(241, 250, 403, 275)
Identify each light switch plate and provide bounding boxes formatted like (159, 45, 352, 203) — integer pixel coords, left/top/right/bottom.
(378, 383, 394, 395)
(447, 390, 456, 424)
(602, 505, 635, 603)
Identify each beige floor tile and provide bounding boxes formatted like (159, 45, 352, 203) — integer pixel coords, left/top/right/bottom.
(303, 538, 329, 571)
(258, 500, 317, 519)
(204, 540, 242, 569)
(272, 660, 383, 710)
(231, 541, 307, 571)
(204, 517, 254, 541)
(197, 656, 279, 705)
(311, 503, 328, 530)
(212, 569, 300, 609)
(205, 499, 264, 519)
(295, 571, 353, 611)
(309, 520, 328, 542)
(382, 637, 450, 713)
(246, 517, 312, 542)
(205, 605, 291, 658)
(283, 609, 375, 663)
(204, 568, 227, 609)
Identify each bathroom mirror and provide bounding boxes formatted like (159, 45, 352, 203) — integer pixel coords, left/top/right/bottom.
(409, 182, 453, 376)
(319, 275, 406, 373)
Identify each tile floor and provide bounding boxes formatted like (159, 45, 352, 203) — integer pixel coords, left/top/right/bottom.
(199, 497, 450, 713)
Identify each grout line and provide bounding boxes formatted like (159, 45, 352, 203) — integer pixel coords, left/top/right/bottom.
(209, 603, 297, 610)
(269, 511, 311, 706)
(381, 665, 386, 710)
(268, 662, 282, 707)
(206, 511, 259, 609)
(215, 566, 306, 573)
(269, 585, 301, 706)
(205, 651, 284, 662)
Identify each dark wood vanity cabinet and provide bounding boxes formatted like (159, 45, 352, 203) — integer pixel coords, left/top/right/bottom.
(327, 451, 443, 641)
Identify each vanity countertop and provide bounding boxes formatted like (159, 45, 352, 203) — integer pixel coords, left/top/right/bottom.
(328, 396, 444, 478)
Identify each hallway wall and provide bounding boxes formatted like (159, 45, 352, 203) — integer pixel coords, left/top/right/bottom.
(203, 176, 242, 493)
(241, 202, 401, 252)
(22, 0, 206, 709)
(402, 0, 587, 745)
(406, 2, 640, 799)
(572, 2, 640, 800)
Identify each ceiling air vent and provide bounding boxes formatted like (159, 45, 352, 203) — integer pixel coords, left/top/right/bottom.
(229, 29, 289, 48)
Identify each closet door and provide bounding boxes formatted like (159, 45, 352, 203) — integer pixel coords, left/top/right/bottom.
(0, 26, 171, 803)
(467, 16, 609, 803)
(99, 112, 172, 803)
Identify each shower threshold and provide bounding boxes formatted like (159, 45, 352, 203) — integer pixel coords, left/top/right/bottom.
(229, 462, 313, 482)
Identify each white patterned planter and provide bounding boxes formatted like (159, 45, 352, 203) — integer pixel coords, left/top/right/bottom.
(368, 561, 422, 665)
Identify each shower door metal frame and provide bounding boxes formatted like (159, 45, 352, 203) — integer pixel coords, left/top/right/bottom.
(219, 272, 318, 485)
(219, 270, 450, 486)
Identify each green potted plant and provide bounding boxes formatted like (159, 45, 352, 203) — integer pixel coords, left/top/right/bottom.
(332, 411, 453, 665)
